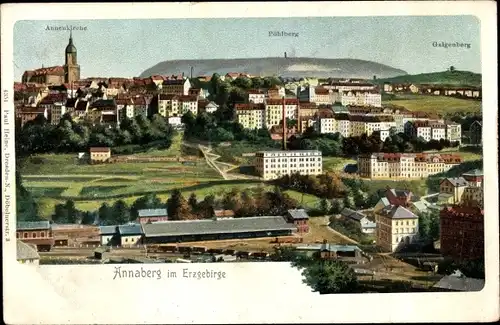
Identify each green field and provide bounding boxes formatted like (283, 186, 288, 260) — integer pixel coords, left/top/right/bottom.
(375, 70, 482, 87)
(19, 148, 231, 217)
(323, 157, 356, 172)
(213, 141, 280, 165)
(132, 132, 185, 157)
(423, 148, 482, 162)
(383, 94, 481, 115)
(32, 180, 270, 218)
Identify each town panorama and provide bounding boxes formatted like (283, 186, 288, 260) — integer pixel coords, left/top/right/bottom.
(14, 32, 484, 294)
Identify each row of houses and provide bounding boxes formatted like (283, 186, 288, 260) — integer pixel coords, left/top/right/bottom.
(357, 152, 463, 179)
(16, 209, 311, 250)
(383, 82, 482, 99)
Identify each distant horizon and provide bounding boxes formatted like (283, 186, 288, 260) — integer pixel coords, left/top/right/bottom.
(14, 16, 481, 79)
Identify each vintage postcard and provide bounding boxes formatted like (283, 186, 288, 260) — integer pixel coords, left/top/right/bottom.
(2, 1, 499, 324)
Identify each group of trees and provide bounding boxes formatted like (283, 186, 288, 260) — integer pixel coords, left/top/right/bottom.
(16, 113, 175, 157)
(418, 209, 440, 242)
(50, 186, 300, 226)
(270, 246, 359, 294)
(328, 216, 374, 244)
(288, 129, 460, 157)
(193, 73, 282, 109)
(275, 172, 380, 211)
(16, 171, 42, 222)
(182, 111, 277, 146)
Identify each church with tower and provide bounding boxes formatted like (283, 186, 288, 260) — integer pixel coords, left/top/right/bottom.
(22, 32, 81, 85)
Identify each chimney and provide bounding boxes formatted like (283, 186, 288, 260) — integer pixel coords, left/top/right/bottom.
(282, 96, 287, 150)
(284, 52, 287, 59)
(190, 66, 194, 79)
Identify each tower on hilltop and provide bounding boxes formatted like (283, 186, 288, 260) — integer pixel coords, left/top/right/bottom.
(64, 30, 81, 84)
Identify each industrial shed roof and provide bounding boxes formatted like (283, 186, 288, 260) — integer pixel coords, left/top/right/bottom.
(142, 216, 295, 238)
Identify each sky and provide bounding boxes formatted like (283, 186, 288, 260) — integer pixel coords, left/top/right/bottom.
(13, 16, 481, 80)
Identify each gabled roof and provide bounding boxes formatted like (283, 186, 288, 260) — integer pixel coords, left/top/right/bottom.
(17, 240, 40, 260)
(433, 275, 485, 292)
(287, 209, 309, 220)
(17, 221, 51, 231)
(138, 208, 168, 218)
(441, 177, 468, 187)
(340, 208, 356, 217)
(90, 147, 111, 153)
(380, 205, 418, 219)
(463, 169, 483, 177)
(348, 211, 368, 222)
(99, 225, 117, 235)
(118, 224, 143, 235)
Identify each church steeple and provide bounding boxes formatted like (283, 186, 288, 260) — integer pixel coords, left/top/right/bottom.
(64, 30, 80, 84)
(65, 30, 77, 54)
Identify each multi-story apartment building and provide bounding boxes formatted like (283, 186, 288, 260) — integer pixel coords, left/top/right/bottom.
(469, 120, 482, 146)
(235, 103, 266, 129)
(116, 98, 135, 119)
(267, 85, 286, 99)
(322, 80, 376, 92)
(38, 93, 67, 125)
(340, 90, 382, 107)
(334, 113, 352, 138)
(254, 150, 323, 180)
(298, 102, 319, 118)
(358, 153, 463, 179)
(15, 106, 49, 127)
(349, 115, 396, 137)
(446, 122, 462, 144)
(160, 78, 191, 96)
(179, 95, 198, 116)
(375, 205, 419, 252)
(247, 90, 266, 104)
(265, 98, 299, 128)
(440, 205, 484, 261)
(297, 86, 334, 104)
(87, 99, 117, 125)
(133, 96, 149, 118)
(439, 176, 469, 205)
(157, 94, 180, 117)
(405, 120, 450, 142)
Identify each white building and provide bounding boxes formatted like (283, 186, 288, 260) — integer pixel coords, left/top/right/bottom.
(235, 103, 266, 129)
(179, 95, 198, 115)
(265, 98, 299, 128)
(248, 90, 266, 104)
(168, 116, 182, 126)
(204, 101, 219, 113)
(255, 150, 323, 180)
(375, 205, 419, 252)
(340, 90, 382, 107)
(99, 226, 116, 246)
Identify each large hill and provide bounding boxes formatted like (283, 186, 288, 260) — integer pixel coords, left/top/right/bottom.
(375, 70, 481, 87)
(139, 57, 407, 79)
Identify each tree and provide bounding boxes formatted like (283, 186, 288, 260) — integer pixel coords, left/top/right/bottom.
(98, 203, 114, 225)
(449, 66, 456, 72)
(15, 171, 41, 222)
(330, 199, 345, 215)
(111, 200, 131, 225)
(296, 259, 359, 294)
(130, 193, 163, 220)
(343, 191, 356, 209)
(81, 211, 96, 225)
(318, 198, 331, 215)
(167, 189, 194, 220)
(188, 193, 198, 211)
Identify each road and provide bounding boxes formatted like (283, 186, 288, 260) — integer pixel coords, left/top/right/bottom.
(196, 143, 260, 181)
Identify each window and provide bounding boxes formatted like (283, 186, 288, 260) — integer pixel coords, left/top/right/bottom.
(32, 232, 37, 238)
(16, 233, 19, 239)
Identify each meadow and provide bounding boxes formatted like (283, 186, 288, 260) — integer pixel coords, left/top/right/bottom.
(383, 94, 481, 116)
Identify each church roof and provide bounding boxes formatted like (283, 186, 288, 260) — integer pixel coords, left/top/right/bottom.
(65, 34, 77, 53)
